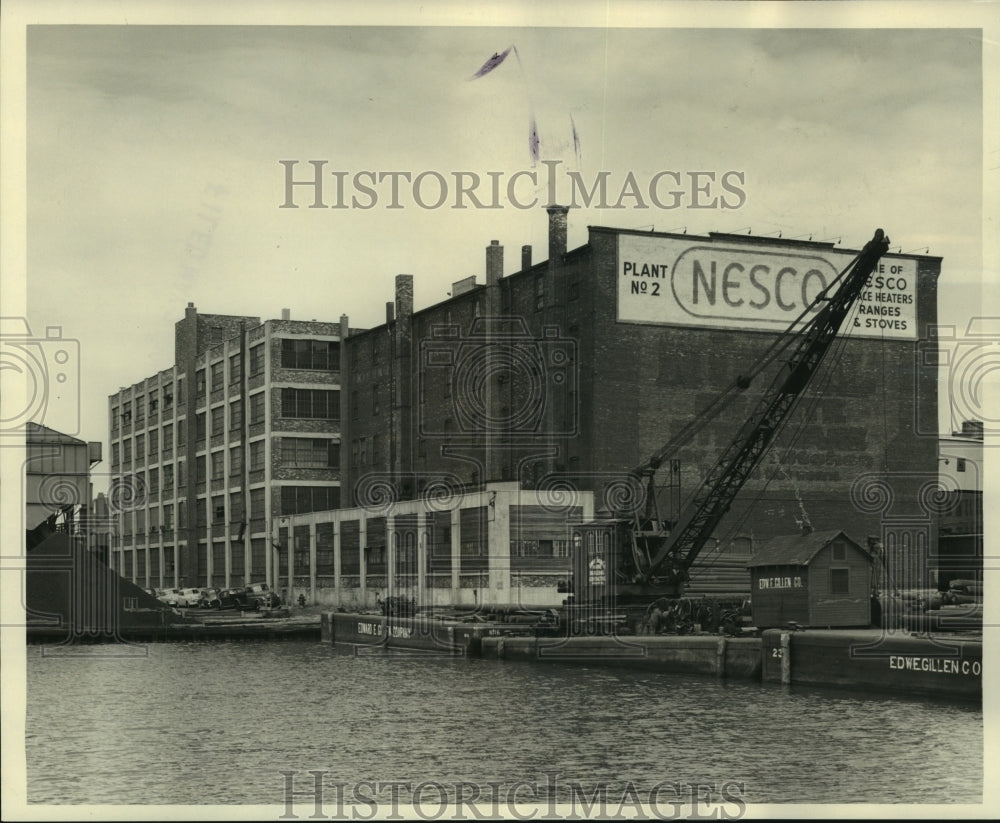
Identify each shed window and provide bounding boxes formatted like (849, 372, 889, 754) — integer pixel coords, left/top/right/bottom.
(831, 568, 850, 594)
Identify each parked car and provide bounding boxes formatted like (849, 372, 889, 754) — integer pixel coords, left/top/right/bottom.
(157, 588, 183, 606)
(245, 582, 281, 609)
(219, 587, 250, 610)
(176, 587, 203, 607)
(198, 588, 222, 609)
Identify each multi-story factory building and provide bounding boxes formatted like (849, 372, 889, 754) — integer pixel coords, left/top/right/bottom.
(108, 304, 346, 589)
(109, 208, 942, 603)
(328, 207, 941, 606)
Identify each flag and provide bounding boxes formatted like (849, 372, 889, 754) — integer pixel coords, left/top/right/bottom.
(570, 113, 582, 168)
(470, 47, 512, 80)
(529, 114, 540, 166)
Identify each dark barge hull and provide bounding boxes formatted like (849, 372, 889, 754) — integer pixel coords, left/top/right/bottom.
(325, 612, 981, 701)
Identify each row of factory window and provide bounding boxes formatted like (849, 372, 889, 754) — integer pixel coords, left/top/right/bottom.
(112, 381, 181, 431)
(117, 483, 341, 536)
(111, 340, 340, 429)
(112, 438, 341, 492)
(117, 541, 270, 585)
(111, 392, 341, 467)
(114, 388, 341, 443)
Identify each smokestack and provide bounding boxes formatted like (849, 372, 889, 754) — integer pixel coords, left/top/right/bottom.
(486, 240, 503, 286)
(395, 274, 414, 319)
(521, 245, 532, 270)
(547, 205, 569, 264)
(281, 308, 291, 321)
(386, 302, 395, 323)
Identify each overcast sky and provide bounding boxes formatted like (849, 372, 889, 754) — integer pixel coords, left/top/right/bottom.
(20, 18, 992, 460)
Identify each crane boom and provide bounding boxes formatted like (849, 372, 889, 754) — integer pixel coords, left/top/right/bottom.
(637, 228, 891, 582)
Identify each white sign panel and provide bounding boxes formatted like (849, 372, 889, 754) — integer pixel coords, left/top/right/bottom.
(617, 233, 917, 340)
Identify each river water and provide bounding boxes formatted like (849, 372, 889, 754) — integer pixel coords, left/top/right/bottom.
(24, 639, 982, 810)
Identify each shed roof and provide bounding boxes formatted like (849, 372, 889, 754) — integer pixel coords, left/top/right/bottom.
(747, 529, 868, 568)
(26, 422, 86, 446)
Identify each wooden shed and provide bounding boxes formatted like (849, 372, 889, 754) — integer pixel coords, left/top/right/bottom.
(748, 529, 873, 628)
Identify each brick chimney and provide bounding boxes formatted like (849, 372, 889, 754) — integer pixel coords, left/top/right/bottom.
(547, 205, 569, 264)
(395, 274, 414, 318)
(486, 240, 503, 286)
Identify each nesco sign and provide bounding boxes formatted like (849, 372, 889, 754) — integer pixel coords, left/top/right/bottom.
(618, 234, 917, 340)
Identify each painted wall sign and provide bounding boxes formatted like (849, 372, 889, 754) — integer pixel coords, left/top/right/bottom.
(757, 576, 804, 590)
(618, 234, 917, 340)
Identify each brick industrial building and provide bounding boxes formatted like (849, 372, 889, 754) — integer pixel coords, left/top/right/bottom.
(108, 208, 941, 604)
(107, 306, 347, 588)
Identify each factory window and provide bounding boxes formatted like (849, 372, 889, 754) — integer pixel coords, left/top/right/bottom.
(250, 441, 265, 472)
(122, 401, 132, 424)
(280, 388, 340, 420)
(163, 423, 173, 453)
(210, 361, 224, 391)
(123, 439, 132, 464)
(230, 399, 243, 430)
(112, 406, 120, 431)
(177, 460, 186, 487)
(230, 491, 244, 523)
(213, 495, 226, 523)
(211, 406, 225, 437)
(135, 395, 145, 425)
(280, 486, 339, 515)
(230, 445, 243, 474)
(535, 275, 545, 310)
(196, 412, 206, 444)
(831, 568, 850, 595)
(250, 488, 265, 519)
(196, 498, 207, 528)
(177, 423, 186, 449)
(229, 352, 242, 385)
(196, 455, 207, 484)
(195, 369, 206, 399)
(249, 344, 265, 376)
(294, 526, 311, 572)
(149, 389, 158, 414)
(164, 384, 175, 410)
(281, 338, 341, 370)
(250, 392, 266, 424)
(135, 434, 145, 463)
(316, 523, 335, 575)
(148, 467, 159, 494)
(211, 451, 225, 480)
(163, 504, 174, 530)
(162, 464, 174, 495)
(112, 443, 120, 468)
(148, 430, 158, 459)
(281, 437, 339, 468)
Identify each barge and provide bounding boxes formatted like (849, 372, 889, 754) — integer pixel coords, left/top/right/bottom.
(325, 611, 982, 701)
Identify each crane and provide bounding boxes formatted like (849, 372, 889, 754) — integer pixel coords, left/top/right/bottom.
(568, 229, 892, 628)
